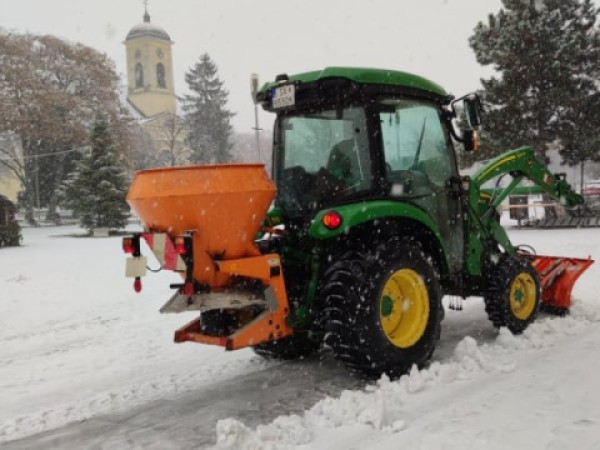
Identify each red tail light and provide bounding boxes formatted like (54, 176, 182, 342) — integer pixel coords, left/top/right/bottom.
(122, 237, 134, 254)
(174, 236, 187, 255)
(133, 277, 142, 293)
(322, 211, 343, 230)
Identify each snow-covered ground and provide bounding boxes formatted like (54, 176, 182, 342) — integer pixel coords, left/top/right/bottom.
(0, 225, 270, 443)
(1, 222, 600, 449)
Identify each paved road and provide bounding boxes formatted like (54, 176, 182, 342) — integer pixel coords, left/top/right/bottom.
(3, 303, 495, 450)
(2, 355, 361, 450)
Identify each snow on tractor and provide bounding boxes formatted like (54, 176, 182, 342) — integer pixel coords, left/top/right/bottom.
(122, 67, 594, 378)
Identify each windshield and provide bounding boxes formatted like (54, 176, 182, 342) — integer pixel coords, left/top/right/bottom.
(275, 106, 371, 215)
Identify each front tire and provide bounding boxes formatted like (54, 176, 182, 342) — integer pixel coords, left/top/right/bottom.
(321, 241, 443, 379)
(484, 256, 541, 334)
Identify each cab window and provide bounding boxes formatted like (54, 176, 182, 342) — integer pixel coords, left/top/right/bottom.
(379, 99, 453, 187)
(279, 106, 371, 192)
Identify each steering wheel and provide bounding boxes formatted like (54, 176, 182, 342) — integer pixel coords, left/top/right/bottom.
(313, 167, 347, 199)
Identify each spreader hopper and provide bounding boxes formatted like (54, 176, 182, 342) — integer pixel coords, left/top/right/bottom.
(127, 163, 276, 288)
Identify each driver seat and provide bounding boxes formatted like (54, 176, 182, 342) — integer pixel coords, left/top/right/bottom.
(327, 138, 358, 185)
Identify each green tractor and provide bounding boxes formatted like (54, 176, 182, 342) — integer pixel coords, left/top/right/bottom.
(123, 67, 592, 378)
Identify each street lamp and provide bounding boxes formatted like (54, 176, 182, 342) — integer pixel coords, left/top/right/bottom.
(250, 73, 261, 161)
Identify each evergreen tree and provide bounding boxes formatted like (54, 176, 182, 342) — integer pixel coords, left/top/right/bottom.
(469, 0, 600, 163)
(61, 119, 130, 233)
(559, 93, 600, 192)
(182, 53, 235, 163)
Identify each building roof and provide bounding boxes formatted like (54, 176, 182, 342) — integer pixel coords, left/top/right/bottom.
(125, 11, 171, 42)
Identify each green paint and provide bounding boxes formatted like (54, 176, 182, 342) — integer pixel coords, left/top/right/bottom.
(309, 200, 439, 239)
(258, 67, 448, 99)
(286, 305, 311, 328)
(307, 200, 448, 274)
(381, 295, 394, 317)
(464, 145, 584, 276)
(514, 288, 524, 303)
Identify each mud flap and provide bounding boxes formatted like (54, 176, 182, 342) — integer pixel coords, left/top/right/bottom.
(531, 255, 594, 311)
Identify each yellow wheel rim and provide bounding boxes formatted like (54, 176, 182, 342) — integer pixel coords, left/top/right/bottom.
(379, 268, 430, 348)
(509, 272, 537, 320)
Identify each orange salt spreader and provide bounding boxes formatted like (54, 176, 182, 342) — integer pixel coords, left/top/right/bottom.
(124, 163, 293, 350)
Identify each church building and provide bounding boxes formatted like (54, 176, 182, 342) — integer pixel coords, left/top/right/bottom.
(124, 6, 176, 118)
(124, 5, 189, 168)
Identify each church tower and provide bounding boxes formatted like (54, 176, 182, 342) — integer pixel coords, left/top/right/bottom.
(124, 4, 176, 117)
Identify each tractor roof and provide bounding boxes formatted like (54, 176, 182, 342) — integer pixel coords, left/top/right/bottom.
(258, 66, 449, 99)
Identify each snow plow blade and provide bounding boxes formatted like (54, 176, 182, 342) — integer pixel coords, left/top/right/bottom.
(531, 255, 594, 312)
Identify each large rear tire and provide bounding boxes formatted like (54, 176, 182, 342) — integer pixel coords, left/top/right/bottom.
(484, 256, 541, 334)
(321, 240, 443, 379)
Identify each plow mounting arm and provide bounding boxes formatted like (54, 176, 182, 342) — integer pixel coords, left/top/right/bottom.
(473, 146, 584, 211)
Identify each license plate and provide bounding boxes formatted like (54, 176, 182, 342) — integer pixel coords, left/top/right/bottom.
(125, 256, 147, 278)
(272, 84, 295, 109)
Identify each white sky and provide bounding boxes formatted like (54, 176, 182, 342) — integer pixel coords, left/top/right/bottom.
(1, 0, 509, 132)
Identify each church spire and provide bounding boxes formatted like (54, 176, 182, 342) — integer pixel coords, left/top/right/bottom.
(143, 0, 150, 23)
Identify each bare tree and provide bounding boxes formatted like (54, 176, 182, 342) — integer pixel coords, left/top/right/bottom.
(0, 32, 135, 222)
(143, 113, 190, 167)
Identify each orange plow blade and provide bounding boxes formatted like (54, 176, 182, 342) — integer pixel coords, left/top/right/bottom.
(531, 255, 594, 312)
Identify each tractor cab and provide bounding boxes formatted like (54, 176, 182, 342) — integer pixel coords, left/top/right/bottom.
(259, 67, 480, 276)
(259, 68, 479, 225)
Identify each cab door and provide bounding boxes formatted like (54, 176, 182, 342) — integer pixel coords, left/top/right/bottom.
(378, 99, 464, 274)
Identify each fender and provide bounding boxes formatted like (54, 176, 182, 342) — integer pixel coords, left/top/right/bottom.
(308, 200, 448, 272)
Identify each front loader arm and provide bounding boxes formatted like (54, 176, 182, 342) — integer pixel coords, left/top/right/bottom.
(465, 146, 593, 311)
(464, 146, 584, 275)
(473, 146, 584, 211)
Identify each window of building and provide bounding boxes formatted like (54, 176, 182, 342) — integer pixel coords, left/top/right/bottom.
(156, 63, 166, 88)
(135, 63, 144, 88)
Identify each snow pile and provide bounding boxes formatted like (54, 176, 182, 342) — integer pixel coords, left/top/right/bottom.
(214, 300, 600, 450)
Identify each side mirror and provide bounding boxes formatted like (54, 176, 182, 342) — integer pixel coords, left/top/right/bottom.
(463, 95, 482, 129)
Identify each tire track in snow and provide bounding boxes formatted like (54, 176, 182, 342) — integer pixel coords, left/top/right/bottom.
(0, 298, 519, 449)
(213, 300, 600, 449)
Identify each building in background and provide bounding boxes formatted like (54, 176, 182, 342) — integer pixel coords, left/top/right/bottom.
(124, 5, 189, 168)
(0, 133, 23, 203)
(124, 6, 176, 118)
